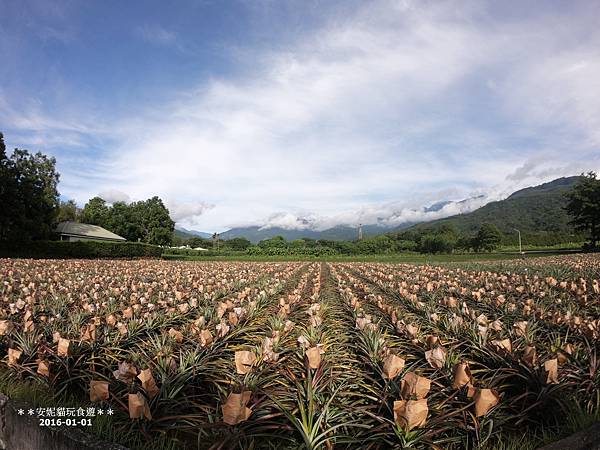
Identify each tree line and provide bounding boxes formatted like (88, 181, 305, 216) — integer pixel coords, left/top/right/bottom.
(0, 132, 174, 246)
(238, 222, 503, 256)
(565, 172, 600, 249)
(0, 132, 59, 242)
(76, 197, 174, 246)
(2, 130, 599, 253)
(175, 172, 600, 256)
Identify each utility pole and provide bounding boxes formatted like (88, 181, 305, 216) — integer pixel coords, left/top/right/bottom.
(513, 228, 523, 255)
(358, 224, 363, 241)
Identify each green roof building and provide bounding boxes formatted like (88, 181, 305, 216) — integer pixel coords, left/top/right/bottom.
(55, 221, 126, 242)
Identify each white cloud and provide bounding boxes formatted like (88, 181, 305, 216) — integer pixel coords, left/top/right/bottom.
(82, 191, 214, 225)
(506, 148, 600, 185)
(135, 24, 179, 47)
(0, 94, 94, 135)
(254, 193, 492, 232)
(95, 0, 502, 230)
(4, 0, 600, 232)
(259, 212, 316, 231)
(97, 189, 131, 204)
(167, 200, 214, 223)
(498, 34, 600, 148)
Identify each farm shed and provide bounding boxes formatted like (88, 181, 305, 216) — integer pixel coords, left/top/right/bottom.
(55, 221, 126, 242)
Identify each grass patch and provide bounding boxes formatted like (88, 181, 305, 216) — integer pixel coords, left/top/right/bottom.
(162, 251, 562, 263)
(498, 242, 584, 252)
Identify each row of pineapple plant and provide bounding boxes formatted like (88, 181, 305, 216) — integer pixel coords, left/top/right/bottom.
(332, 264, 497, 448)
(347, 260, 599, 338)
(0, 258, 310, 448)
(1, 254, 599, 449)
(334, 259, 599, 447)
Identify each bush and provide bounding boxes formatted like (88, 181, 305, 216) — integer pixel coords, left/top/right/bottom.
(419, 234, 455, 254)
(223, 237, 252, 251)
(246, 245, 338, 257)
(0, 240, 162, 259)
(395, 239, 419, 252)
(163, 248, 204, 256)
(162, 248, 244, 257)
(472, 223, 502, 252)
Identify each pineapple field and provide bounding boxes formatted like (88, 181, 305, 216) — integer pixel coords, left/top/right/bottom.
(1, 255, 599, 449)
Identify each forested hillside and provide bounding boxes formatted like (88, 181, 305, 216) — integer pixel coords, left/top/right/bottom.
(405, 176, 583, 245)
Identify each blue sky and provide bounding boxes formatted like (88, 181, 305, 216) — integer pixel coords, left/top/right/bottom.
(1, 0, 600, 232)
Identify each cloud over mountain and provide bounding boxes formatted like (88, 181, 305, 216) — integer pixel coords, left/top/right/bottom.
(1, 1, 600, 232)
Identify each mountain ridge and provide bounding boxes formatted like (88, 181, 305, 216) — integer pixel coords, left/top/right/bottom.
(174, 228, 212, 241)
(175, 176, 583, 243)
(402, 176, 582, 239)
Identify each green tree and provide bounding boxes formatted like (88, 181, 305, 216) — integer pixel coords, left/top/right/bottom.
(104, 201, 141, 241)
(436, 223, 459, 239)
(81, 197, 110, 226)
(455, 235, 473, 252)
(302, 238, 318, 248)
(259, 236, 287, 249)
(356, 235, 395, 254)
(171, 234, 186, 247)
(187, 236, 210, 248)
(225, 237, 252, 251)
(80, 195, 174, 245)
(565, 172, 600, 248)
(57, 200, 81, 223)
(133, 196, 174, 246)
(0, 132, 17, 241)
(419, 234, 454, 254)
(473, 223, 502, 252)
(395, 239, 418, 252)
(0, 135, 60, 242)
(317, 239, 356, 255)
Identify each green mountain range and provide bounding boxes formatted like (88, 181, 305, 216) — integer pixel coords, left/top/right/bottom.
(174, 176, 584, 245)
(216, 224, 401, 243)
(404, 176, 583, 244)
(174, 227, 212, 240)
